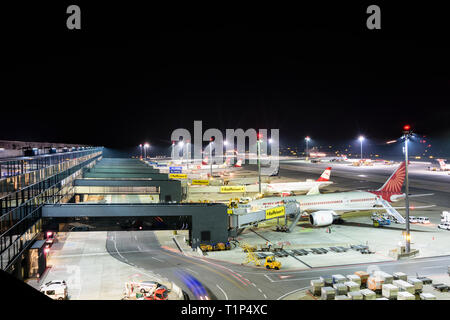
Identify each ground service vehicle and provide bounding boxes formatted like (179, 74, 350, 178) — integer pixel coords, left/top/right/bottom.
(40, 283, 68, 300)
(143, 287, 168, 300)
(438, 222, 450, 230)
(264, 256, 281, 270)
(200, 244, 213, 251)
(417, 217, 430, 224)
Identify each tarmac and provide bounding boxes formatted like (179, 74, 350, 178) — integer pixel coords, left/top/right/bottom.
(26, 232, 182, 300)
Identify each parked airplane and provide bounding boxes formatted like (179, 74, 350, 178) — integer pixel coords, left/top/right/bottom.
(248, 161, 433, 226)
(437, 159, 450, 171)
(265, 167, 332, 195)
(199, 157, 241, 169)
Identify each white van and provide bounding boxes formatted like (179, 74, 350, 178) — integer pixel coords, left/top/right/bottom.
(417, 217, 430, 224)
(40, 283, 68, 300)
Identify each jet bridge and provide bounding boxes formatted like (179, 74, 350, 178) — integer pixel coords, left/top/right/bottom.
(42, 203, 228, 248)
(228, 200, 301, 232)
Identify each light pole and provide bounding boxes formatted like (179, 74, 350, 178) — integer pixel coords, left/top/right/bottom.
(171, 141, 175, 160)
(178, 141, 184, 164)
(144, 143, 149, 159)
(403, 125, 412, 253)
(305, 136, 310, 160)
(186, 140, 190, 169)
(358, 136, 365, 160)
(139, 144, 143, 159)
(268, 138, 272, 162)
(257, 133, 262, 194)
(223, 140, 228, 165)
(209, 138, 213, 178)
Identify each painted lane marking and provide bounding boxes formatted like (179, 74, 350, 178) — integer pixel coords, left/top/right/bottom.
(216, 284, 229, 300)
(152, 257, 164, 262)
(277, 286, 309, 300)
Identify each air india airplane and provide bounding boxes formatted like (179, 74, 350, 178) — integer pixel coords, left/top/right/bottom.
(248, 161, 433, 226)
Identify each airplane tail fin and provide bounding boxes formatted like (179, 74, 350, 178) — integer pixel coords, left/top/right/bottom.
(202, 157, 208, 165)
(225, 157, 231, 166)
(316, 167, 332, 182)
(376, 161, 406, 193)
(234, 159, 242, 167)
(437, 159, 446, 169)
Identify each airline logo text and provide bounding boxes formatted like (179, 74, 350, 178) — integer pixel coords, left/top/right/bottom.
(265, 206, 285, 220)
(169, 173, 188, 179)
(220, 186, 246, 193)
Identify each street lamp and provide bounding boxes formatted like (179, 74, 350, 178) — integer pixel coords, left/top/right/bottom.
(178, 141, 184, 165)
(139, 144, 143, 159)
(144, 143, 149, 159)
(223, 140, 228, 165)
(186, 140, 190, 169)
(403, 124, 412, 253)
(257, 132, 263, 194)
(305, 136, 311, 160)
(171, 141, 175, 160)
(358, 136, 365, 160)
(209, 138, 214, 178)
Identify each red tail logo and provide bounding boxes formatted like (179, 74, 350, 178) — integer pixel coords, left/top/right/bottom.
(377, 161, 405, 193)
(316, 167, 332, 182)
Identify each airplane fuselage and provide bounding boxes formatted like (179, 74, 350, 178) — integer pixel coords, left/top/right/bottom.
(250, 190, 379, 213)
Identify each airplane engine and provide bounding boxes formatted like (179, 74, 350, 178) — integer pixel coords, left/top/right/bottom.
(309, 210, 336, 226)
(390, 194, 406, 202)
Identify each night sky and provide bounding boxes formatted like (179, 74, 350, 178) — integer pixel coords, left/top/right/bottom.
(1, 3, 449, 154)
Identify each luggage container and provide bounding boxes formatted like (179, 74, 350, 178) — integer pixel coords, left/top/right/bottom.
(374, 271, 393, 284)
(346, 274, 361, 286)
(397, 291, 415, 300)
(332, 274, 346, 284)
(420, 293, 436, 300)
(320, 275, 333, 286)
(393, 280, 415, 294)
(417, 276, 432, 285)
(344, 281, 360, 292)
(347, 291, 363, 300)
(360, 288, 376, 300)
(321, 287, 335, 300)
(393, 272, 407, 281)
(382, 284, 398, 300)
(333, 283, 348, 295)
(367, 275, 384, 291)
(335, 295, 351, 300)
(407, 277, 423, 293)
(354, 271, 369, 286)
(310, 279, 324, 296)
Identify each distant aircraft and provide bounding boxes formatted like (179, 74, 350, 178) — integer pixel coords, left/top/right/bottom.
(437, 159, 450, 171)
(248, 162, 433, 226)
(265, 167, 332, 195)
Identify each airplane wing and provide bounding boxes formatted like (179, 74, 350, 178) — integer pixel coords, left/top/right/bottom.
(408, 193, 434, 198)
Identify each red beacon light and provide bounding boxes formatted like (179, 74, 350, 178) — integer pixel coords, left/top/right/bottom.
(403, 124, 411, 131)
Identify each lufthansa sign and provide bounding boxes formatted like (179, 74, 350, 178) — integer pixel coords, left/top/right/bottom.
(265, 206, 285, 220)
(220, 186, 246, 193)
(169, 173, 188, 179)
